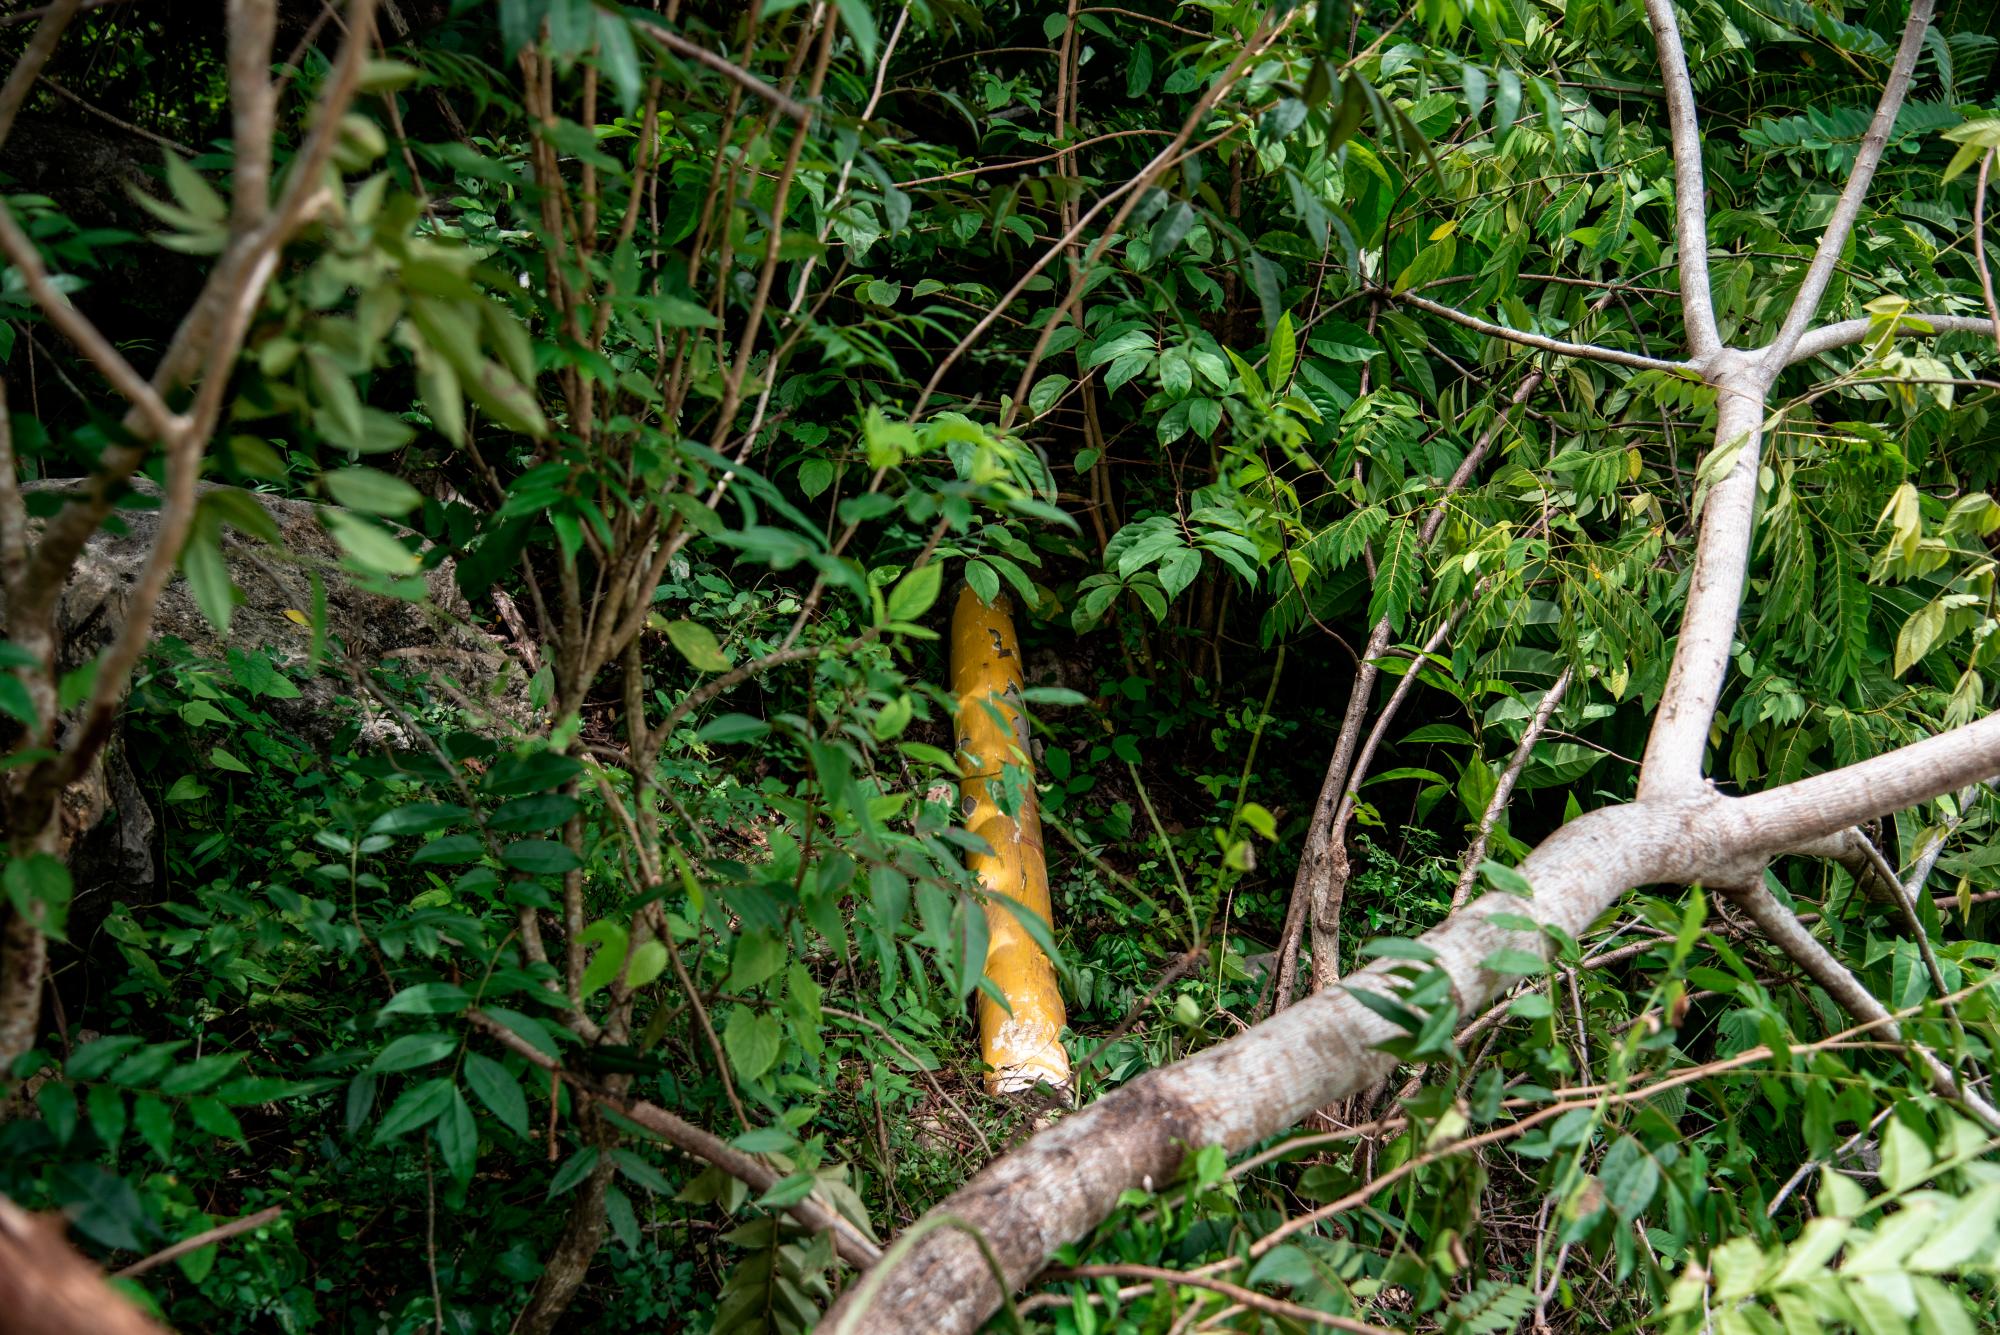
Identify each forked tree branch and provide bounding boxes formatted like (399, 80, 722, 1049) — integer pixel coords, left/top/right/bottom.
(834, 7, 1983, 1317)
(0, 0, 78, 151)
(826, 706, 2000, 1332)
(1638, 0, 1721, 361)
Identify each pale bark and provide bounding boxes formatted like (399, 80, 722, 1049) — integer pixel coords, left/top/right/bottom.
(823, 715, 2000, 1332)
(1762, 0, 1938, 368)
(1639, 0, 1721, 360)
(1721, 878, 2000, 1131)
(824, 7, 1985, 1329)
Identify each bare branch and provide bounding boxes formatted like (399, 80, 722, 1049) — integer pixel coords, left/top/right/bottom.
(0, 380, 26, 591)
(1637, 375, 1763, 797)
(39, 76, 193, 154)
(1721, 878, 2000, 1132)
(226, 0, 279, 230)
(1390, 291, 1688, 373)
(113, 1206, 284, 1279)
(1275, 372, 1545, 1009)
(0, 204, 184, 441)
(1976, 150, 2000, 355)
(0, 0, 79, 153)
(1638, 0, 1721, 360)
(633, 19, 811, 120)
(1779, 312, 1996, 365)
(1452, 667, 1573, 911)
(20, 0, 380, 615)
(1763, 0, 1937, 368)
(470, 1011, 882, 1268)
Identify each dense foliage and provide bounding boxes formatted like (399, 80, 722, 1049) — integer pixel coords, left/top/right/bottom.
(4, 0, 2000, 1332)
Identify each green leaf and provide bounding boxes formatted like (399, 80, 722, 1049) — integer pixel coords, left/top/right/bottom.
(1367, 522, 1422, 632)
(4, 853, 71, 941)
(1481, 861, 1534, 897)
(722, 1005, 781, 1082)
(87, 1084, 126, 1153)
(133, 1093, 174, 1161)
(614, 1148, 675, 1195)
(1482, 948, 1545, 976)
(322, 509, 420, 575)
(726, 931, 787, 992)
(380, 983, 473, 1017)
(886, 561, 944, 623)
(694, 713, 770, 745)
(180, 523, 235, 634)
(1895, 598, 1948, 676)
(548, 1147, 601, 1197)
(464, 1052, 531, 1139)
(67, 1035, 144, 1080)
(479, 1007, 560, 1061)
(1268, 311, 1297, 385)
(605, 1183, 640, 1249)
(488, 794, 581, 833)
(1028, 373, 1071, 416)
(367, 803, 469, 837)
(501, 840, 582, 875)
(577, 920, 629, 999)
(187, 1097, 244, 1143)
(663, 620, 733, 672)
(160, 1053, 244, 1095)
(370, 1032, 458, 1073)
(434, 1086, 478, 1184)
(323, 466, 423, 516)
(411, 833, 483, 866)
(373, 1077, 455, 1143)
(37, 1082, 76, 1146)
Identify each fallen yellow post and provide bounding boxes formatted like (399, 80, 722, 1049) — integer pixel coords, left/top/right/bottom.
(949, 584, 1070, 1100)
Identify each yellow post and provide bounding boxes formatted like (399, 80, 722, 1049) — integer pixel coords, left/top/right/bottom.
(949, 584, 1070, 1100)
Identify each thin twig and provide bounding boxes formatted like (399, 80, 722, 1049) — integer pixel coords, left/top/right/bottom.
(1975, 149, 2000, 356)
(469, 1010, 882, 1267)
(1390, 290, 1686, 373)
(113, 1206, 283, 1278)
(1038, 1264, 1398, 1335)
(1452, 668, 1573, 910)
(0, 0, 78, 151)
(634, 19, 811, 120)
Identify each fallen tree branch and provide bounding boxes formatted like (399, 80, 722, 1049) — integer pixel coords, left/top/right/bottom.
(1762, 0, 1938, 367)
(1777, 312, 1994, 364)
(467, 1010, 883, 1268)
(821, 704, 2000, 1332)
(1719, 878, 2000, 1132)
